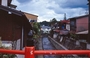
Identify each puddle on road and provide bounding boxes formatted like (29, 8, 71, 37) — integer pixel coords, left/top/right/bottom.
(42, 37, 59, 58)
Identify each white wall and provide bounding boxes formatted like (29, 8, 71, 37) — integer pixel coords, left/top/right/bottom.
(1, 0, 8, 6)
(16, 39, 24, 58)
(66, 24, 70, 31)
(16, 39, 20, 50)
(87, 44, 90, 49)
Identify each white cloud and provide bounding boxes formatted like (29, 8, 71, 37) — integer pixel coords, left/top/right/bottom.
(11, 0, 20, 5)
(11, 0, 88, 22)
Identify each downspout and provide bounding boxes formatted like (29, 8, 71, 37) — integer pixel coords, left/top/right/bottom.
(88, 0, 90, 43)
(20, 25, 24, 50)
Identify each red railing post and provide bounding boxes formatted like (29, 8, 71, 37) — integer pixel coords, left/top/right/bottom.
(89, 53, 90, 57)
(25, 47, 35, 58)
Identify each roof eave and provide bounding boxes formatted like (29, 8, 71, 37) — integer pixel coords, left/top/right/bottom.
(0, 5, 23, 16)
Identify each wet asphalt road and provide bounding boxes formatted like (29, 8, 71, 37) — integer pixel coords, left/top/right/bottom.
(42, 36, 60, 58)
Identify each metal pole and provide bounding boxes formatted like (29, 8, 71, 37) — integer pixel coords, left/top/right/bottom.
(0, 47, 90, 57)
(0, 49, 24, 54)
(88, 0, 90, 43)
(35, 50, 90, 55)
(21, 26, 24, 50)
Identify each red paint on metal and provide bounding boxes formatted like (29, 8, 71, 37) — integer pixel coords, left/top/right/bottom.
(0, 47, 90, 58)
(0, 49, 24, 54)
(25, 47, 35, 58)
(35, 50, 90, 55)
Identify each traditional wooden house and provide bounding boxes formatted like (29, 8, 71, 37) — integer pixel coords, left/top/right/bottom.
(24, 12, 38, 27)
(70, 15, 88, 32)
(69, 15, 89, 49)
(0, 5, 32, 50)
(69, 15, 88, 43)
(24, 12, 38, 22)
(75, 15, 88, 42)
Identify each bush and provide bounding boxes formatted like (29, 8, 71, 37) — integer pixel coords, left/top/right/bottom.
(0, 44, 17, 58)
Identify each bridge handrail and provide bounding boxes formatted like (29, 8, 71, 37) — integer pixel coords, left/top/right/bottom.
(0, 47, 90, 58)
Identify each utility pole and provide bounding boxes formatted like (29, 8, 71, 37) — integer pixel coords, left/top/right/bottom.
(64, 13, 66, 20)
(88, 0, 90, 43)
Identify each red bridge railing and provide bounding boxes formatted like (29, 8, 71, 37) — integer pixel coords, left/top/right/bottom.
(0, 47, 90, 58)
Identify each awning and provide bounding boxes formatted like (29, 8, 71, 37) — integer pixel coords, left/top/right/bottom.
(0, 5, 24, 16)
(60, 20, 70, 24)
(76, 30, 88, 34)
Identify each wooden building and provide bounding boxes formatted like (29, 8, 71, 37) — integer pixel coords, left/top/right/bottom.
(70, 15, 88, 32)
(24, 12, 38, 22)
(70, 15, 89, 43)
(0, 5, 32, 50)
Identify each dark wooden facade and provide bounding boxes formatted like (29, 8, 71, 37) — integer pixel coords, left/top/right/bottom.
(0, 5, 32, 48)
(70, 18, 76, 32)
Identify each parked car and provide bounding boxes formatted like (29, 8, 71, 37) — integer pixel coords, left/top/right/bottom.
(41, 26, 51, 34)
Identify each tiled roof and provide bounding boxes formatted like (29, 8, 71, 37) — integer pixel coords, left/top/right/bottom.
(69, 15, 89, 20)
(0, 5, 24, 16)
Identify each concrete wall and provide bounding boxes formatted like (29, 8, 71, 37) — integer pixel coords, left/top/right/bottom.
(48, 36, 68, 50)
(48, 36, 78, 57)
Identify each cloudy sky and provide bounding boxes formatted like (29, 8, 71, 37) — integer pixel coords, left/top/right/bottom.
(11, 0, 88, 22)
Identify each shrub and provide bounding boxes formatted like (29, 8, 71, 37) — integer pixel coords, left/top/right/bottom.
(0, 43, 17, 58)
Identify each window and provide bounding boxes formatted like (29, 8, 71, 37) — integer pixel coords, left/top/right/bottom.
(1, 0, 8, 6)
(71, 21, 75, 26)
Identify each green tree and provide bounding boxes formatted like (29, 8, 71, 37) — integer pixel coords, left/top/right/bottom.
(33, 22, 40, 35)
(50, 18, 57, 26)
(39, 21, 50, 26)
(32, 22, 41, 42)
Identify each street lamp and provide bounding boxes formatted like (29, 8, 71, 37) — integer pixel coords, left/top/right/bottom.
(87, 0, 90, 43)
